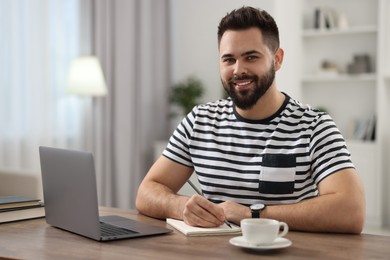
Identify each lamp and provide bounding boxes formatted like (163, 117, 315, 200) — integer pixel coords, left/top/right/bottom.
(66, 56, 108, 96)
(66, 55, 107, 152)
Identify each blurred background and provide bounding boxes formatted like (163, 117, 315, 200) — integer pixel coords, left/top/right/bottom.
(0, 0, 389, 234)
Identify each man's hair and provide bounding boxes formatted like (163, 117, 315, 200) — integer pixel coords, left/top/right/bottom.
(217, 6, 280, 52)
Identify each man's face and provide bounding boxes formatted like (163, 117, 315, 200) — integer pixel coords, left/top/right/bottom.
(219, 27, 276, 110)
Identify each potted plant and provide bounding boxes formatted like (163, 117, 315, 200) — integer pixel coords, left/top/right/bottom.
(170, 76, 204, 115)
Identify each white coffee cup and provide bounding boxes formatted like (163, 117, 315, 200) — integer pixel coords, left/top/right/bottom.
(240, 218, 288, 244)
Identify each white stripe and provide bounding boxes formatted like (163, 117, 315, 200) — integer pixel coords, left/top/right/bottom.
(260, 166, 295, 182)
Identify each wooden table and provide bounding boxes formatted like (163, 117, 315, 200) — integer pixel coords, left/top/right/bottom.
(0, 207, 389, 259)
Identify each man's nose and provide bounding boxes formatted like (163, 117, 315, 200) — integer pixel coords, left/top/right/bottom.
(233, 60, 247, 76)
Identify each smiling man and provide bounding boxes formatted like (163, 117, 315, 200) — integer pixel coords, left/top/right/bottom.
(136, 6, 365, 234)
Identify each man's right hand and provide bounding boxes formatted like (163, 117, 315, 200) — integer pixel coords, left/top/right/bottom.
(182, 194, 226, 227)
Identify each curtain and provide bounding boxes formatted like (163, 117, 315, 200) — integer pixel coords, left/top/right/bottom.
(92, 0, 171, 208)
(0, 0, 88, 172)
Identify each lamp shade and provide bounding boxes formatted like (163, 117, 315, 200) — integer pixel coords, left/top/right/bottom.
(66, 56, 108, 96)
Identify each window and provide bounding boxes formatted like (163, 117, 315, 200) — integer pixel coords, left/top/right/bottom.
(0, 0, 86, 170)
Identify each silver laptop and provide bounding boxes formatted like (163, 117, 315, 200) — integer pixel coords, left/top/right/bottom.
(39, 146, 172, 241)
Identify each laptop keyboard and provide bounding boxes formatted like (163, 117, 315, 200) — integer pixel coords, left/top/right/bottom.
(100, 222, 138, 237)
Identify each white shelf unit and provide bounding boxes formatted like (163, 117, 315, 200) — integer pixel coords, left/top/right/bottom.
(379, 0, 390, 228)
(299, 0, 388, 228)
(301, 73, 376, 83)
(302, 25, 378, 37)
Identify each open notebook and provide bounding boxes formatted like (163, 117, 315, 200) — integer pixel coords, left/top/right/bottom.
(167, 218, 241, 237)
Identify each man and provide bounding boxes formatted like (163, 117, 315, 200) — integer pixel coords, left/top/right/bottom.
(136, 6, 365, 234)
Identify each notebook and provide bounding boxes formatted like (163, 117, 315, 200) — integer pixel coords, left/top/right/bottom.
(167, 218, 241, 237)
(39, 146, 172, 241)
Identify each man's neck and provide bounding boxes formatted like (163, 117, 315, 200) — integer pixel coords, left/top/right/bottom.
(235, 86, 285, 121)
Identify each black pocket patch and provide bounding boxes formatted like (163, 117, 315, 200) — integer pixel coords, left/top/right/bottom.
(259, 154, 296, 195)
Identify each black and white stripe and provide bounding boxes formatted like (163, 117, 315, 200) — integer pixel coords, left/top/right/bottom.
(163, 94, 354, 206)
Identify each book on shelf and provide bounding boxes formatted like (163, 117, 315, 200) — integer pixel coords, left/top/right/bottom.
(166, 218, 241, 237)
(0, 204, 45, 224)
(351, 115, 376, 141)
(314, 7, 336, 30)
(0, 196, 42, 210)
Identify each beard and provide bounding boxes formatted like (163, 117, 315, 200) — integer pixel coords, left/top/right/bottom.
(222, 63, 275, 110)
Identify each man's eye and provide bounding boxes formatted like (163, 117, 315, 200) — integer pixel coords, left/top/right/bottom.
(223, 58, 235, 63)
(247, 56, 258, 60)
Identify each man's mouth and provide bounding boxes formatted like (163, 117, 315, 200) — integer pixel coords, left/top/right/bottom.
(234, 79, 253, 91)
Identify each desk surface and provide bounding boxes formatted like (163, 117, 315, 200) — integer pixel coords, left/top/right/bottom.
(0, 207, 389, 260)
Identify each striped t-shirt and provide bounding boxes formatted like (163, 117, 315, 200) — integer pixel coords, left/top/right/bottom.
(163, 94, 354, 206)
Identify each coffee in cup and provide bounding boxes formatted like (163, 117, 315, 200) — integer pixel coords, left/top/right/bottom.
(240, 218, 288, 244)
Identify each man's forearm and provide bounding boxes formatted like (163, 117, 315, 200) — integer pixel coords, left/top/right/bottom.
(135, 181, 189, 220)
(262, 193, 365, 234)
(223, 192, 364, 234)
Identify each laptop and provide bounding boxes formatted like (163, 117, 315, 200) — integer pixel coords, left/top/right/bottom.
(39, 146, 172, 241)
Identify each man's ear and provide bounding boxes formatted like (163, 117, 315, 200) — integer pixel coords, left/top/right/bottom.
(274, 48, 284, 71)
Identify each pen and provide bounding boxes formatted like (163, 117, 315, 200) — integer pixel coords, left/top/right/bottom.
(187, 180, 232, 228)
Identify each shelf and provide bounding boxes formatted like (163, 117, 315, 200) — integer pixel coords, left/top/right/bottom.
(300, 0, 385, 230)
(301, 73, 377, 83)
(302, 25, 377, 37)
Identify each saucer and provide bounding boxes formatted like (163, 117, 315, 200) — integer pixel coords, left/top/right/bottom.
(229, 236, 292, 250)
